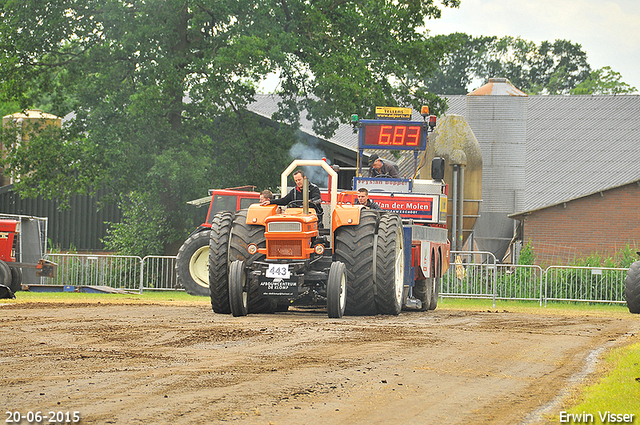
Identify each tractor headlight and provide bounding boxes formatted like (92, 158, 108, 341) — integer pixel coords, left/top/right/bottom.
(247, 244, 258, 255)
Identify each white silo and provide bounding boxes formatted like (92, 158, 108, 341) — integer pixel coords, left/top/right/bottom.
(466, 78, 528, 260)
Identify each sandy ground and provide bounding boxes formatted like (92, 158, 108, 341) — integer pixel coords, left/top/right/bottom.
(1, 299, 638, 425)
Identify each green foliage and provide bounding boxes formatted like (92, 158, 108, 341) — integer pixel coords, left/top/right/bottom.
(572, 244, 639, 269)
(0, 100, 21, 117)
(424, 35, 634, 95)
(102, 191, 172, 257)
(0, 0, 460, 252)
(570, 66, 638, 95)
(517, 241, 536, 265)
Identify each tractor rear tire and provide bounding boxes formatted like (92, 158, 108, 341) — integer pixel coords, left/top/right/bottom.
(0, 261, 12, 292)
(229, 260, 248, 317)
(208, 211, 235, 314)
(228, 209, 275, 314)
(625, 261, 640, 314)
(327, 262, 347, 318)
(334, 210, 379, 316)
(176, 230, 211, 296)
(9, 266, 22, 293)
(375, 212, 404, 315)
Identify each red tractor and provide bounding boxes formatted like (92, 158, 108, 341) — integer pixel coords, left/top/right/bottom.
(0, 218, 56, 298)
(175, 189, 261, 296)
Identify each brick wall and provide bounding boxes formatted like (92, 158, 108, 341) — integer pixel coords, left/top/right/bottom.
(521, 182, 640, 265)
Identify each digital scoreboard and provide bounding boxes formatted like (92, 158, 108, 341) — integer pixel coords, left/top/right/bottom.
(358, 120, 427, 151)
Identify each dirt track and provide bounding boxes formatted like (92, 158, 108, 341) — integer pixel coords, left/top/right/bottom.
(1, 299, 638, 425)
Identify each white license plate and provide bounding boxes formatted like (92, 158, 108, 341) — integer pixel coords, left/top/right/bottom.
(266, 264, 290, 279)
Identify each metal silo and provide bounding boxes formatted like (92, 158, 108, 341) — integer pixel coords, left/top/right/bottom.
(466, 78, 528, 260)
(421, 114, 483, 252)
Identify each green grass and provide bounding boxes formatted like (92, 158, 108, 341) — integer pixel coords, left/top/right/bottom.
(5, 291, 632, 315)
(438, 297, 631, 317)
(552, 341, 640, 423)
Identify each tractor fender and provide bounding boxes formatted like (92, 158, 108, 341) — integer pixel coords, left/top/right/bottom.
(245, 204, 279, 226)
(331, 205, 362, 231)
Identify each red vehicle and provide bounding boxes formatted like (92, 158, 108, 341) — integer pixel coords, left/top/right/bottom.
(175, 189, 261, 296)
(0, 218, 56, 298)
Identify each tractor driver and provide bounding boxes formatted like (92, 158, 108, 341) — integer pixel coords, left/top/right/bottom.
(355, 188, 382, 210)
(368, 154, 399, 179)
(261, 170, 324, 225)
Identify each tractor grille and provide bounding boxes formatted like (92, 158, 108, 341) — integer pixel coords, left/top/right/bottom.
(268, 240, 303, 257)
(268, 222, 302, 232)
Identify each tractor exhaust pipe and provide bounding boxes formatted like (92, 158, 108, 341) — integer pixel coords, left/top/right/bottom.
(303, 177, 309, 215)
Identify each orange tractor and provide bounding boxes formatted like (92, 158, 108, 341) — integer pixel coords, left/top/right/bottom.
(207, 155, 449, 317)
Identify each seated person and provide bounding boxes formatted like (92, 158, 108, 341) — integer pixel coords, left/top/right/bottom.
(261, 170, 324, 225)
(259, 189, 273, 204)
(368, 154, 399, 178)
(355, 188, 382, 210)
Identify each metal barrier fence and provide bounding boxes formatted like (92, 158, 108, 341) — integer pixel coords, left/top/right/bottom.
(47, 254, 143, 291)
(46, 254, 181, 293)
(141, 256, 180, 291)
(544, 266, 628, 306)
(442, 251, 626, 307)
(442, 251, 497, 305)
(43, 253, 629, 306)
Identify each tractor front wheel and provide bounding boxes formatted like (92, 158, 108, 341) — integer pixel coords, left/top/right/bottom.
(229, 260, 248, 317)
(625, 261, 640, 314)
(176, 230, 211, 296)
(327, 262, 347, 318)
(414, 278, 432, 311)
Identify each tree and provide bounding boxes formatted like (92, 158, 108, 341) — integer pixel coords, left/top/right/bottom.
(570, 66, 637, 95)
(0, 0, 460, 255)
(424, 35, 634, 95)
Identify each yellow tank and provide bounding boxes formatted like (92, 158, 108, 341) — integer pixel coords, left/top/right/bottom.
(1, 109, 62, 186)
(419, 114, 483, 248)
